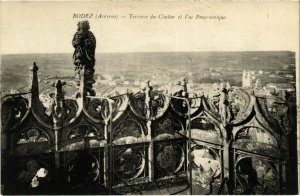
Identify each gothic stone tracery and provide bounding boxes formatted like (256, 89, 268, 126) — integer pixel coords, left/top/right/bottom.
(0, 22, 297, 195)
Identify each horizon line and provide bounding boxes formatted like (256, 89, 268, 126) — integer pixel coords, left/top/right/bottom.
(1, 50, 296, 55)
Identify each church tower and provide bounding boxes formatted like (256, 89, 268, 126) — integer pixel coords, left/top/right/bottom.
(242, 70, 252, 88)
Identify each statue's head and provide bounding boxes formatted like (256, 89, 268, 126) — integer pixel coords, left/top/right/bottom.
(77, 20, 90, 31)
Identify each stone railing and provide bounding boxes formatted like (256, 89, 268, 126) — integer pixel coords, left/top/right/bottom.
(1, 63, 297, 195)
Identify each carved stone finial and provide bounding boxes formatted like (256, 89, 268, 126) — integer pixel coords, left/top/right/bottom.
(52, 80, 66, 101)
(219, 84, 231, 127)
(30, 62, 40, 103)
(182, 78, 187, 93)
(177, 78, 188, 98)
(219, 82, 225, 90)
(226, 81, 231, 89)
(30, 62, 39, 72)
(145, 80, 150, 87)
(52, 80, 66, 123)
(141, 80, 151, 92)
(144, 80, 152, 120)
(72, 20, 96, 97)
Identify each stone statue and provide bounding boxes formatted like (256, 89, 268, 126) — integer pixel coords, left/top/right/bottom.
(72, 20, 96, 96)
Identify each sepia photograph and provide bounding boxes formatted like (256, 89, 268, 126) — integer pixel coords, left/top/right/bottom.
(0, 1, 299, 195)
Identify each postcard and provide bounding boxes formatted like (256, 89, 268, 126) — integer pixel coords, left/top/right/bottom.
(1, 1, 299, 195)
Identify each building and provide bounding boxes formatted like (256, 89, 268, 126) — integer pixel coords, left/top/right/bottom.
(103, 74, 114, 81)
(254, 79, 262, 89)
(242, 70, 253, 88)
(123, 80, 130, 85)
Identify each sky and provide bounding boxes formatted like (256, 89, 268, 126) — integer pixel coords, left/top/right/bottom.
(0, 1, 299, 54)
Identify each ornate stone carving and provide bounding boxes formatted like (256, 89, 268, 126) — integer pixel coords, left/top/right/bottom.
(29, 63, 52, 126)
(189, 95, 202, 116)
(60, 125, 105, 150)
(190, 116, 221, 144)
(17, 128, 49, 144)
(154, 114, 183, 139)
(67, 153, 100, 185)
(14, 128, 51, 156)
(67, 125, 101, 141)
(151, 93, 170, 120)
(265, 100, 291, 135)
(169, 78, 190, 116)
(44, 81, 78, 125)
(129, 91, 147, 119)
(63, 99, 79, 124)
(72, 20, 96, 97)
(114, 147, 145, 181)
(207, 94, 221, 117)
(1, 20, 296, 195)
(170, 94, 189, 117)
(211, 86, 252, 126)
(227, 88, 252, 124)
(51, 80, 66, 123)
(155, 143, 185, 176)
(84, 98, 104, 120)
(1, 96, 29, 130)
(219, 85, 232, 126)
(169, 80, 202, 117)
(112, 119, 145, 144)
(235, 157, 279, 194)
(129, 81, 171, 121)
(234, 127, 279, 157)
(110, 95, 129, 121)
(191, 145, 221, 192)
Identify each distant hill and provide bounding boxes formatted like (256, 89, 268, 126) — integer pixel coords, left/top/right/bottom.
(1, 51, 295, 93)
(95, 51, 295, 73)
